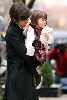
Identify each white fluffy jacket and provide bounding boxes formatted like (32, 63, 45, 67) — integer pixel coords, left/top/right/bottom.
(25, 25, 54, 56)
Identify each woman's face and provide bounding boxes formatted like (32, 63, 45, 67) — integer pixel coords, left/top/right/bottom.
(17, 19, 29, 28)
(37, 18, 47, 28)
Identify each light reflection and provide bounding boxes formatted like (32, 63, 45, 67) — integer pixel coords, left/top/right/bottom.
(58, 18, 65, 27)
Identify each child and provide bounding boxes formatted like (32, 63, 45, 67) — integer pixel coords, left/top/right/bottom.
(25, 10, 53, 88)
(25, 10, 47, 88)
(30, 10, 48, 89)
(30, 10, 48, 63)
(30, 10, 54, 88)
(25, 10, 54, 60)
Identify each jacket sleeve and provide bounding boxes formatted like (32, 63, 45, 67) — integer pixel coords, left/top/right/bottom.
(6, 31, 27, 59)
(6, 31, 40, 74)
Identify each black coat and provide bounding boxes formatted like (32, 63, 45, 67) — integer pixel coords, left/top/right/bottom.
(4, 21, 39, 100)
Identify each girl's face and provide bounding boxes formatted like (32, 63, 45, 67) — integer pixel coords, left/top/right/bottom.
(37, 18, 47, 28)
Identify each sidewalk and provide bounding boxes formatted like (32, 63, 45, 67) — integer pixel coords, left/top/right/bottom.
(39, 94, 67, 100)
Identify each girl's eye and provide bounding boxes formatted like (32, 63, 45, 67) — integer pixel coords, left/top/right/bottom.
(42, 18, 46, 21)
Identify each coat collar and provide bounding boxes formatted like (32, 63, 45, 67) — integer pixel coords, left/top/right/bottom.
(9, 20, 26, 39)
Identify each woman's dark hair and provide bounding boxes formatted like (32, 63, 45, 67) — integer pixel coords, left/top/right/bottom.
(9, 2, 31, 21)
(30, 10, 47, 26)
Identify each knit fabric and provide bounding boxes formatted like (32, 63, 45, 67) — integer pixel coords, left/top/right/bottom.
(32, 28, 46, 63)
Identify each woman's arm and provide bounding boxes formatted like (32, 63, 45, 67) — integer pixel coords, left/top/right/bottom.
(6, 30, 40, 73)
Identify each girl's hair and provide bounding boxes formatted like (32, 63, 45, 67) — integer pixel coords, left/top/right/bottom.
(30, 10, 47, 26)
(9, 2, 31, 21)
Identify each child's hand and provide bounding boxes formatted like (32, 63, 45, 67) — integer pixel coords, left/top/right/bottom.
(44, 32, 49, 41)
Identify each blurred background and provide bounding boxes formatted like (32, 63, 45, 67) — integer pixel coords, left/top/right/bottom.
(0, 0, 67, 41)
(1, 0, 67, 30)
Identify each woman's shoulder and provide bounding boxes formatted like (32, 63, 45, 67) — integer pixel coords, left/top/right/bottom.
(6, 22, 22, 36)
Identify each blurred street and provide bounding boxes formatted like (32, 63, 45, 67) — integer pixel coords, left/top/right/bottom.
(39, 94, 67, 100)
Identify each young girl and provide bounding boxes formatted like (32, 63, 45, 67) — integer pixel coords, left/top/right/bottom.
(24, 10, 47, 88)
(25, 10, 54, 59)
(30, 10, 48, 63)
(25, 10, 54, 88)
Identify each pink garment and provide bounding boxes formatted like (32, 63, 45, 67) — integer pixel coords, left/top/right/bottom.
(32, 27, 46, 63)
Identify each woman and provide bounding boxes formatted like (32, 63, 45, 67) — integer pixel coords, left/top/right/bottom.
(4, 2, 40, 100)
